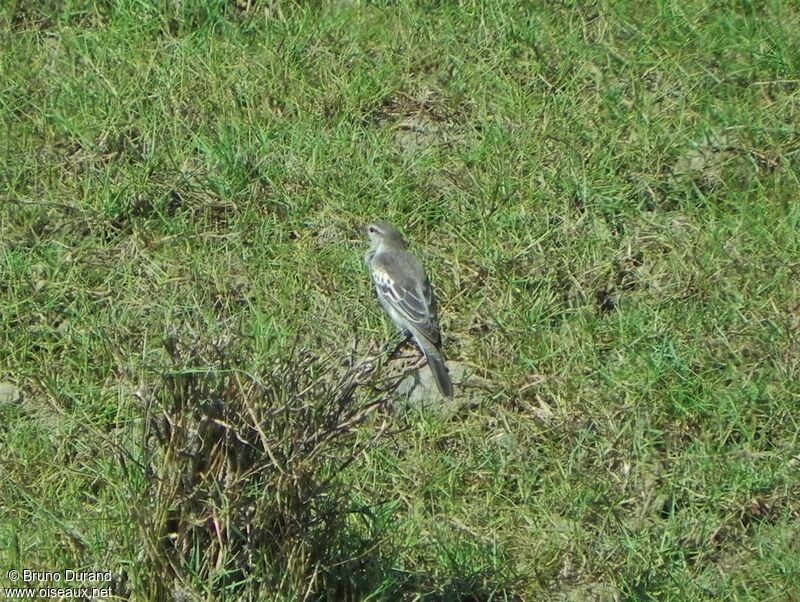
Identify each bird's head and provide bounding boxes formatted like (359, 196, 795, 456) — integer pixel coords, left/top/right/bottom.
(364, 220, 408, 249)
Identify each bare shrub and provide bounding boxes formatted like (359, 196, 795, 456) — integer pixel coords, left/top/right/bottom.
(121, 334, 390, 600)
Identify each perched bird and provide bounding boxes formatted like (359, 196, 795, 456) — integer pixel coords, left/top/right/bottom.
(364, 220, 453, 398)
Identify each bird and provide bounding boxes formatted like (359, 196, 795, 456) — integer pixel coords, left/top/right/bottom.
(364, 220, 453, 398)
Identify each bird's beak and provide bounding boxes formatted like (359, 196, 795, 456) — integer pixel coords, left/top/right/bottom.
(348, 224, 367, 245)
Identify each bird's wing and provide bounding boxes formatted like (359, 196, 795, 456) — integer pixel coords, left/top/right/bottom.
(372, 252, 440, 344)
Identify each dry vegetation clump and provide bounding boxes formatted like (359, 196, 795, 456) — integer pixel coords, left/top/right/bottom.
(122, 334, 391, 600)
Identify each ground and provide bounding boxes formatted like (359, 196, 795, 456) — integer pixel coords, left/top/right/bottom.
(1, 1, 799, 600)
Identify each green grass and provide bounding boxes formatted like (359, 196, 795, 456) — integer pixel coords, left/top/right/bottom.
(2, 0, 800, 599)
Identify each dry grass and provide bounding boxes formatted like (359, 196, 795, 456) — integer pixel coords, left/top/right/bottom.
(121, 334, 391, 599)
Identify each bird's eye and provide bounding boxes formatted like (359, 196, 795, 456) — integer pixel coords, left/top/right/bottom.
(367, 226, 376, 234)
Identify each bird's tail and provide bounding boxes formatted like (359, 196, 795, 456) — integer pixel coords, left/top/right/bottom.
(416, 336, 454, 398)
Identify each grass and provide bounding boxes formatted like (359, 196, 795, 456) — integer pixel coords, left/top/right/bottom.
(1, 0, 799, 599)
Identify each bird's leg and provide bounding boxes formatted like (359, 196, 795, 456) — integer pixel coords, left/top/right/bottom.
(384, 331, 413, 359)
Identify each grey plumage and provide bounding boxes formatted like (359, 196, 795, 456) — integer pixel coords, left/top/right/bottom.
(365, 220, 453, 398)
